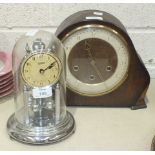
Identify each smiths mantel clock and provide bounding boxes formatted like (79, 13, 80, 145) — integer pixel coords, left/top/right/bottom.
(56, 10, 150, 110)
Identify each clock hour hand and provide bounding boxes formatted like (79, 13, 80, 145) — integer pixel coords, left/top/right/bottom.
(39, 61, 56, 74)
(85, 41, 104, 81)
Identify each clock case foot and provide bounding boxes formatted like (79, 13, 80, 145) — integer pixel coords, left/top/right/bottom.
(131, 87, 149, 110)
(56, 10, 150, 109)
(151, 135, 155, 151)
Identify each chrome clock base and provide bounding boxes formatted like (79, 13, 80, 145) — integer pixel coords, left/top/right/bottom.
(7, 111, 75, 145)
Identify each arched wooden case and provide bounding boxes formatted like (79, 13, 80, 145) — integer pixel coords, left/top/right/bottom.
(56, 10, 150, 110)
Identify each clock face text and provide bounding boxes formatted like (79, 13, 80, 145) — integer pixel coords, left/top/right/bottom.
(21, 53, 61, 87)
(63, 25, 129, 96)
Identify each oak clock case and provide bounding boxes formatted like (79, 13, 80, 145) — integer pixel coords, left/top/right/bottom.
(56, 10, 150, 109)
(7, 30, 75, 145)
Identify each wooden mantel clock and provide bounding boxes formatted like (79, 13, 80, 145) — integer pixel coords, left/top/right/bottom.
(56, 10, 150, 110)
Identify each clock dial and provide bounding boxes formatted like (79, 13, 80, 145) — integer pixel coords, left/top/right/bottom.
(21, 53, 61, 87)
(68, 38, 117, 84)
(63, 25, 129, 96)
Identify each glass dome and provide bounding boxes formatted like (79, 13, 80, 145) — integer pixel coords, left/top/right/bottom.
(7, 30, 75, 144)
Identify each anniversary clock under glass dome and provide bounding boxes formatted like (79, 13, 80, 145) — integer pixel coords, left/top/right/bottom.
(7, 30, 75, 144)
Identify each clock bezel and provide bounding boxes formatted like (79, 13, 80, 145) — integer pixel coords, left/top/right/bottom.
(61, 24, 131, 96)
(20, 51, 62, 88)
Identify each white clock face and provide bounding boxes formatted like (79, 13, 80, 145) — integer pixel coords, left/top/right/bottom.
(62, 25, 130, 96)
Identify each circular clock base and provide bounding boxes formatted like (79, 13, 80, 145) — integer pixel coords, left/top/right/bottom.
(7, 111, 75, 145)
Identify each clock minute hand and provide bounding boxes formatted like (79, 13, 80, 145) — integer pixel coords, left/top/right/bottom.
(39, 61, 56, 74)
(89, 58, 104, 81)
(45, 61, 56, 70)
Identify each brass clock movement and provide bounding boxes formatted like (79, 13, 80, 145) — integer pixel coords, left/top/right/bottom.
(56, 10, 150, 109)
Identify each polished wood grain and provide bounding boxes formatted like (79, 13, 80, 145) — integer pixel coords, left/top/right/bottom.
(56, 10, 150, 109)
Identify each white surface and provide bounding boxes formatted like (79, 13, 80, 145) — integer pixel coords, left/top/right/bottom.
(32, 87, 52, 98)
(0, 4, 154, 28)
(0, 80, 155, 151)
(49, 3, 155, 27)
(0, 4, 50, 27)
(0, 4, 154, 77)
